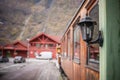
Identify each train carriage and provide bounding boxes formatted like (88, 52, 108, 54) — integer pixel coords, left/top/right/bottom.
(60, 0, 99, 80)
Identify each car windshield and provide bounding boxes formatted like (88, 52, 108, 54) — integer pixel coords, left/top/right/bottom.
(15, 56, 22, 59)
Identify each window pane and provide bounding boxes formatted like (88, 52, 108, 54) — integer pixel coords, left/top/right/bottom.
(88, 3, 99, 65)
(48, 44, 53, 47)
(62, 38, 65, 57)
(67, 31, 70, 58)
(74, 26, 80, 60)
(89, 45, 99, 63)
(45, 44, 48, 48)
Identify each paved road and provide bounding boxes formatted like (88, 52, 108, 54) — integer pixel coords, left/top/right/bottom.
(0, 59, 62, 80)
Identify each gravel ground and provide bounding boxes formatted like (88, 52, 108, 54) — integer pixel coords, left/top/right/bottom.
(0, 58, 63, 80)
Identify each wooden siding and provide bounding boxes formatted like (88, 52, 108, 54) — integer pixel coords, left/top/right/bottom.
(29, 33, 59, 58)
(73, 63, 81, 80)
(3, 50, 15, 57)
(86, 68, 99, 80)
(16, 51, 27, 58)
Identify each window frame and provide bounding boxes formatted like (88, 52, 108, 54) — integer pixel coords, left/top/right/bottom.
(62, 37, 66, 57)
(36, 43, 40, 48)
(73, 25, 81, 64)
(67, 30, 71, 59)
(85, 3, 99, 71)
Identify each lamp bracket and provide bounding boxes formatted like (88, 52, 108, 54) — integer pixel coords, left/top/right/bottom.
(89, 31, 103, 47)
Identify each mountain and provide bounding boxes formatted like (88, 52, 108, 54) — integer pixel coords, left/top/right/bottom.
(0, 0, 82, 45)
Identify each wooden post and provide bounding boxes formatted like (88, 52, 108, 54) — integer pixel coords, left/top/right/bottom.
(99, 0, 120, 80)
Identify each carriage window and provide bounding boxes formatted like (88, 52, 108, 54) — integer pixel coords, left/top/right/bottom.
(61, 38, 65, 57)
(61, 41, 64, 57)
(63, 37, 67, 57)
(67, 31, 71, 59)
(73, 25, 80, 63)
(64, 37, 67, 57)
(86, 3, 99, 70)
(89, 45, 99, 63)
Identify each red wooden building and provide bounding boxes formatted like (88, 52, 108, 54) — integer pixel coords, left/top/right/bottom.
(59, 0, 100, 80)
(28, 33, 60, 58)
(13, 41, 27, 58)
(0, 33, 60, 59)
(3, 41, 27, 58)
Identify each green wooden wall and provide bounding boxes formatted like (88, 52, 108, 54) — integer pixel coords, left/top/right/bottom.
(99, 0, 120, 80)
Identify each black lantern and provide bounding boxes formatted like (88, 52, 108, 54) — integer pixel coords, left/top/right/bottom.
(78, 16, 103, 47)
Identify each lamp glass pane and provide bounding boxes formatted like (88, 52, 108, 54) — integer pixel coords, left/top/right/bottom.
(73, 25, 80, 63)
(86, 23, 94, 41)
(81, 23, 87, 41)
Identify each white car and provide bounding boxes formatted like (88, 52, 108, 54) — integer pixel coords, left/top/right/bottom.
(36, 51, 52, 60)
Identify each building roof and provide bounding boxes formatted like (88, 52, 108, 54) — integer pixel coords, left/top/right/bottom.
(29, 33, 60, 44)
(4, 44, 14, 50)
(13, 41, 27, 48)
(4, 41, 27, 50)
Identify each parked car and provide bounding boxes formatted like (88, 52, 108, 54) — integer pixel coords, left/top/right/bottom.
(13, 56, 26, 63)
(36, 51, 52, 60)
(0, 56, 9, 62)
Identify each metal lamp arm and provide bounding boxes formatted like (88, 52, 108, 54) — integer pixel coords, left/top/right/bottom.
(89, 31, 103, 47)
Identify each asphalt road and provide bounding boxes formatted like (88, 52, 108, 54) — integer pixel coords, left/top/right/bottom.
(0, 59, 62, 80)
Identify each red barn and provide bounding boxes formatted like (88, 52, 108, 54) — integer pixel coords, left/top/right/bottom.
(28, 33, 60, 59)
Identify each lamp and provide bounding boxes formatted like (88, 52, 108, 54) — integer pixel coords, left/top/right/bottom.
(78, 16, 103, 47)
(57, 45, 61, 54)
